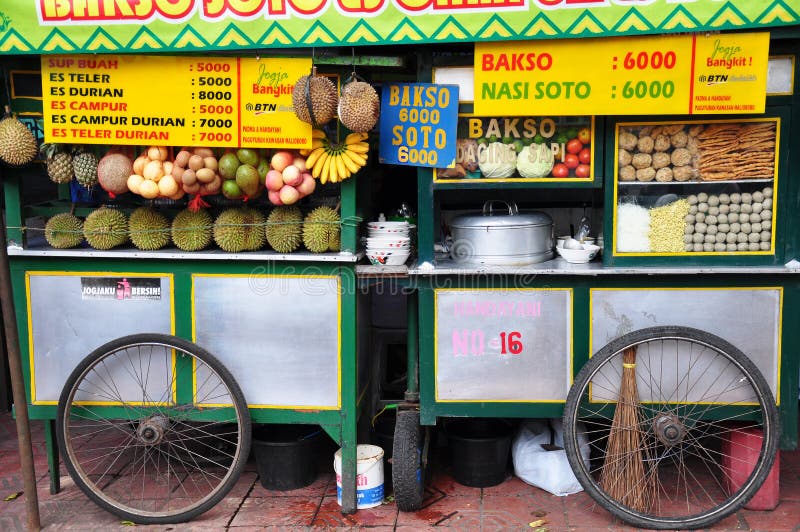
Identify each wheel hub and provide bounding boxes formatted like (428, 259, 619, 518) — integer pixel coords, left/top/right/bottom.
(137, 415, 169, 445)
(653, 414, 686, 446)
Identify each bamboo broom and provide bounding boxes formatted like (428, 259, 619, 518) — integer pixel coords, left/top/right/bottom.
(599, 346, 656, 513)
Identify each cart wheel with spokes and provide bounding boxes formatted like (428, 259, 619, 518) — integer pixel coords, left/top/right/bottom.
(562, 326, 778, 530)
(393, 409, 428, 511)
(56, 334, 252, 524)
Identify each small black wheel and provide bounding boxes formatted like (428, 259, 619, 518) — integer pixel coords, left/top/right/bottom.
(563, 326, 778, 530)
(393, 409, 426, 512)
(56, 334, 251, 524)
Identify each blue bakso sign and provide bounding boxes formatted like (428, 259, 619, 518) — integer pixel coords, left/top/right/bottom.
(379, 83, 459, 168)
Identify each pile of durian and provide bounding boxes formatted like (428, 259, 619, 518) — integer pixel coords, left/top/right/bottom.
(42, 205, 341, 254)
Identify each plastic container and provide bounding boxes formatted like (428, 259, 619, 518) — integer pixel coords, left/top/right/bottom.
(252, 424, 321, 491)
(333, 444, 384, 509)
(721, 428, 780, 510)
(447, 419, 513, 487)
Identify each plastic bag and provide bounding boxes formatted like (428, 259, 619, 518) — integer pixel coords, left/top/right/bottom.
(511, 419, 590, 496)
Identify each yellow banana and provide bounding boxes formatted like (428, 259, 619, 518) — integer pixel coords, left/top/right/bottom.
(347, 141, 369, 154)
(312, 150, 329, 179)
(312, 129, 327, 139)
(309, 138, 324, 150)
(345, 132, 369, 144)
(299, 148, 311, 157)
(328, 153, 340, 183)
(305, 146, 325, 169)
(342, 148, 367, 167)
(321, 153, 333, 184)
(340, 151, 361, 174)
(334, 151, 348, 180)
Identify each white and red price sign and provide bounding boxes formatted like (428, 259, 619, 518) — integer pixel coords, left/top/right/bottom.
(475, 32, 770, 116)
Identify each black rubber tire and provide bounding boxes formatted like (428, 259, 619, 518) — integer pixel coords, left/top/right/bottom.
(563, 326, 779, 530)
(393, 409, 425, 512)
(56, 334, 252, 524)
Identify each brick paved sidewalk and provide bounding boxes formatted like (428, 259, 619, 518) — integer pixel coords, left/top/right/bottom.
(1, 413, 798, 531)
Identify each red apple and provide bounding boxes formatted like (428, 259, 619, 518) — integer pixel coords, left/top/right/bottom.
(292, 157, 307, 173)
(267, 190, 283, 205)
(271, 151, 294, 173)
(265, 169, 284, 192)
(279, 184, 300, 205)
(296, 174, 316, 196)
(281, 164, 303, 187)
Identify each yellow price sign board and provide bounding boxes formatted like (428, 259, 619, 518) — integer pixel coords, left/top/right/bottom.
(474, 33, 769, 116)
(692, 33, 771, 114)
(42, 55, 311, 148)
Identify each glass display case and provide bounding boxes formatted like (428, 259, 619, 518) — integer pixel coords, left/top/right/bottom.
(435, 115, 596, 183)
(611, 118, 779, 257)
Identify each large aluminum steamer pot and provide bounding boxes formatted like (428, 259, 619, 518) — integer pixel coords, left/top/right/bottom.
(450, 201, 554, 266)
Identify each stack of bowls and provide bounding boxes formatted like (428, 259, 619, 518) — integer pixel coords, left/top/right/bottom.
(365, 221, 412, 266)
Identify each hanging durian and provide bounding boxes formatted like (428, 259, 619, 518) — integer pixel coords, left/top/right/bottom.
(0, 109, 38, 167)
(291, 68, 338, 126)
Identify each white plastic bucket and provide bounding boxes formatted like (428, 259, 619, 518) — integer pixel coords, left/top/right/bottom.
(333, 444, 384, 509)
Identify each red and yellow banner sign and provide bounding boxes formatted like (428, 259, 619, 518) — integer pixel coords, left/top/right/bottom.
(474, 32, 770, 116)
(41, 55, 312, 148)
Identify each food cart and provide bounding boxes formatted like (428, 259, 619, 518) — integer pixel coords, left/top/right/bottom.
(1, 1, 799, 529)
(0, 5, 383, 524)
(366, 10, 800, 532)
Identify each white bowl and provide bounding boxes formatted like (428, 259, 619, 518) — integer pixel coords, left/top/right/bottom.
(366, 249, 410, 266)
(365, 237, 411, 248)
(368, 223, 416, 235)
(558, 236, 597, 248)
(556, 243, 600, 263)
(367, 221, 409, 230)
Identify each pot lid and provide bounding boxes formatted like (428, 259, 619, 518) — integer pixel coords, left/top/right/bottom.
(451, 201, 553, 229)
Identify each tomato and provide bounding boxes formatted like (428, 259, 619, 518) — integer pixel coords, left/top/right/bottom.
(552, 163, 569, 178)
(577, 127, 591, 144)
(578, 147, 591, 165)
(575, 164, 591, 178)
(564, 153, 579, 169)
(566, 138, 583, 155)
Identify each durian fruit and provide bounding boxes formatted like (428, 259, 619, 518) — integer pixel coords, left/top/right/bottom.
(213, 208, 247, 253)
(73, 148, 99, 188)
(303, 206, 340, 253)
(0, 114, 38, 167)
(291, 70, 338, 126)
(97, 152, 133, 196)
(129, 207, 170, 250)
(338, 81, 380, 133)
(40, 143, 74, 184)
(266, 206, 303, 253)
(328, 231, 341, 252)
(83, 207, 128, 250)
(171, 208, 213, 251)
(240, 207, 266, 251)
(44, 213, 83, 249)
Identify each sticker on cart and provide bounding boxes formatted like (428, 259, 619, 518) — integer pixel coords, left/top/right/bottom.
(80, 277, 162, 301)
(435, 288, 572, 402)
(379, 82, 459, 168)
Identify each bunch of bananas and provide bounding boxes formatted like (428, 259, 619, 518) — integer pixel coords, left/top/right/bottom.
(301, 129, 369, 184)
